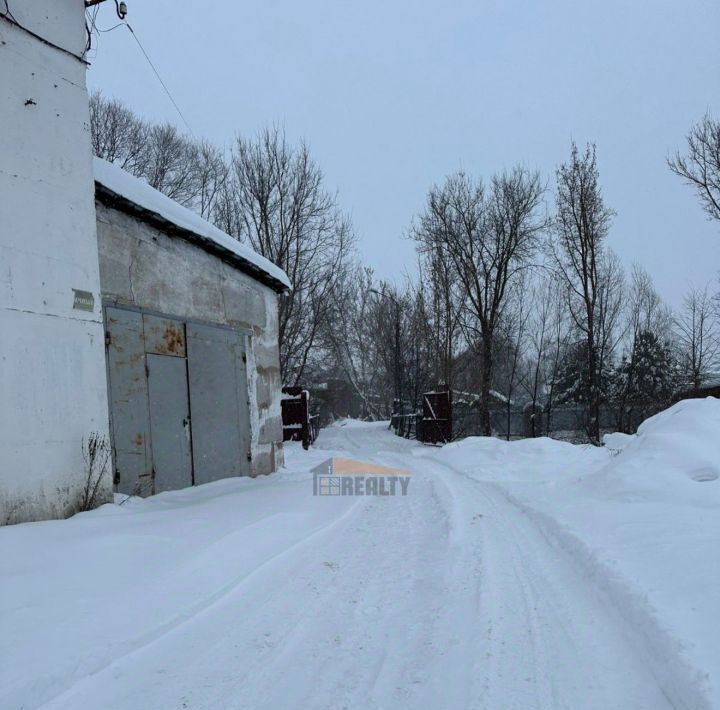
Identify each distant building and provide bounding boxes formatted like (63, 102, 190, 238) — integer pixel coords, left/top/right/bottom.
(673, 376, 720, 402)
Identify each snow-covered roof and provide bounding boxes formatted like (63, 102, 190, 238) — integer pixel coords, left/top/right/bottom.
(93, 158, 291, 293)
(452, 388, 515, 406)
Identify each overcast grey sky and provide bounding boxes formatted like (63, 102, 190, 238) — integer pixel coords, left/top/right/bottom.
(88, 0, 720, 307)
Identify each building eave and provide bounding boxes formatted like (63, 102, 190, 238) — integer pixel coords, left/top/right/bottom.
(94, 182, 290, 295)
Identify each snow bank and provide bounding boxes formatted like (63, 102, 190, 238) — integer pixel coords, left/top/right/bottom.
(595, 397, 720, 494)
(93, 158, 291, 290)
(432, 398, 720, 705)
(332, 418, 389, 429)
(424, 433, 608, 482)
(0, 442, 338, 709)
(602, 430, 634, 452)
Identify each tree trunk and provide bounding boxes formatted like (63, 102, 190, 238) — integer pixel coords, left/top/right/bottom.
(586, 333, 601, 444)
(479, 335, 494, 437)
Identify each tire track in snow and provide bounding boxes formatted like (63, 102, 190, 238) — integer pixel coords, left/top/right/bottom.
(420, 450, 711, 710)
(33, 424, 712, 709)
(39, 433, 451, 709)
(36, 496, 368, 710)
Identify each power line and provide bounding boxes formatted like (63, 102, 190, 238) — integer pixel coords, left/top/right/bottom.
(125, 23, 194, 136)
(4, 0, 193, 134)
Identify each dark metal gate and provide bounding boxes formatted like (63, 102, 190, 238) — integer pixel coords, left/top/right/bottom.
(281, 387, 319, 449)
(390, 387, 453, 444)
(420, 388, 452, 444)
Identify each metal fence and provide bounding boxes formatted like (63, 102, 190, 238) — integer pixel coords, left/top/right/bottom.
(394, 390, 665, 445)
(456, 401, 667, 442)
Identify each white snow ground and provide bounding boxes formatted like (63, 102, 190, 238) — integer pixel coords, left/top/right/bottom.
(2, 399, 719, 709)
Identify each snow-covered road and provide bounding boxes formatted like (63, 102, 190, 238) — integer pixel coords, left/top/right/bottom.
(2, 418, 715, 709)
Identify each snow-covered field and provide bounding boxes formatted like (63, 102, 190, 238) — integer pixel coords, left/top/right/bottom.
(2, 399, 719, 709)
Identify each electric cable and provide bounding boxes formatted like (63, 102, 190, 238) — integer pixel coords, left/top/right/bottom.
(1, 0, 87, 62)
(124, 22, 194, 136)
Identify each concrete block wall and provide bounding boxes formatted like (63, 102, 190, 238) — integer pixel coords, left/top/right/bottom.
(95, 202, 285, 476)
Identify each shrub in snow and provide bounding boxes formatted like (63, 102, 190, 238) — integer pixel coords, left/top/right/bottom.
(78, 433, 112, 513)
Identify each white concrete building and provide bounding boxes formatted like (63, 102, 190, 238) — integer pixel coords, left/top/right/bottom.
(0, 1, 111, 524)
(1, 3, 289, 524)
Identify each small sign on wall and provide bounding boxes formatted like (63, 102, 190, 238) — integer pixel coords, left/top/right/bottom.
(72, 289, 95, 312)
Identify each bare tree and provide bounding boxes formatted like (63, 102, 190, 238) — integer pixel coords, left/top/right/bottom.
(625, 265, 671, 340)
(89, 91, 149, 172)
(595, 249, 626, 386)
(522, 273, 571, 436)
(403, 286, 436, 408)
(498, 280, 530, 440)
(218, 126, 354, 383)
(552, 143, 615, 443)
(320, 265, 387, 418)
(412, 168, 545, 435)
(416, 247, 463, 391)
(320, 269, 436, 420)
(193, 139, 229, 220)
(668, 114, 720, 222)
(89, 92, 227, 219)
(142, 123, 203, 206)
(674, 286, 720, 392)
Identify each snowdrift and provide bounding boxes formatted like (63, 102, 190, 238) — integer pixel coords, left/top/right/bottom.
(428, 398, 720, 707)
(422, 431, 608, 482)
(589, 397, 720, 502)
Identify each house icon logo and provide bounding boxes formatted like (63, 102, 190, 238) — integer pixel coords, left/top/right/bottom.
(311, 457, 412, 496)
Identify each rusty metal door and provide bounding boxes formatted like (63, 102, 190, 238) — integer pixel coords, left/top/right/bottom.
(105, 307, 153, 496)
(186, 323, 251, 483)
(421, 389, 452, 444)
(281, 387, 312, 449)
(146, 353, 193, 492)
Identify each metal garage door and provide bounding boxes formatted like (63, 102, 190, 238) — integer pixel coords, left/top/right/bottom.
(146, 353, 193, 493)
(105, 305, 252, 495)
(104, 307, 153, 496)
(187, 323, 251, 483)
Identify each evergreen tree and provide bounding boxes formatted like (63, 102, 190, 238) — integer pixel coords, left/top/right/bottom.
(554, 340, 611, 405)
(609, 330, 676, 432)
